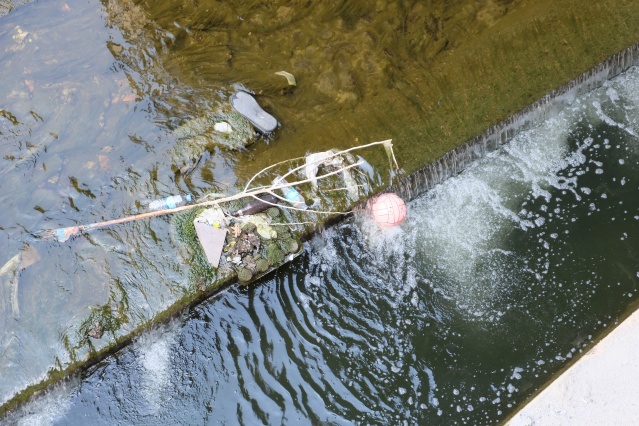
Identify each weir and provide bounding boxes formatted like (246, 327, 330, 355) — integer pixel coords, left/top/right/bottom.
(394, 41, 639, 201)
(0, 0, 639, 422)
(14, 60, 639, 423)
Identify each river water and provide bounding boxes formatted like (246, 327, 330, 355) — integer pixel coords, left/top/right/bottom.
(6, 61, 639, 425)
(0, 0, 528, 409)
(2, 0, 639, 424)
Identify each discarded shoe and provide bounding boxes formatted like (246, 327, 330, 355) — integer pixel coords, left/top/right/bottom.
(230, 91, 278, 133)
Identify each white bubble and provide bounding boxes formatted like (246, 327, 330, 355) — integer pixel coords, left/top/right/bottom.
(511, 367, 523, 380)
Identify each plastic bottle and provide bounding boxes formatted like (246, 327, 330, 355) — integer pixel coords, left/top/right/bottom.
(231, 194, 279, 217)
(272, 175, 307, 209)
(148, 193, 193, 211)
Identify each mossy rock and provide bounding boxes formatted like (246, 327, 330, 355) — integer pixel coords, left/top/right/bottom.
(266, 243, 285, 265)
(172, 108, 255, 151)
(237, 267, 253, 283)
(283, 239, 299, 254)
(266, 207, 280, 218)
(256, 258, 269, 273)
(276, 228, 292, 240)
(170, 108, 256, 173)
(242, 222, 257, 233)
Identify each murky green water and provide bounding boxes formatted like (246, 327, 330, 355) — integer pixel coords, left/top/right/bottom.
(2, 0, 639, 423)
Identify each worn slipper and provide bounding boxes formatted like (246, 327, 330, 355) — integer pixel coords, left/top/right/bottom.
(230, 91, 278, 133)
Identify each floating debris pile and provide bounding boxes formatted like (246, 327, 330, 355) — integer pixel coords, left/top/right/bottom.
(173, 204, 303, 290)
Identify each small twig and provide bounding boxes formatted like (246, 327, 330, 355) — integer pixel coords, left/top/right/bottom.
(269, 222, 318, 226)
(322, 184, 367, 193)
(200, 192, 228, 200)
(384, 140, 399, 169)
(279, 140, 392, 183)
(245, 139, 393, 192)
(242, 155, 306, 192)
(271, 161, 363, 191)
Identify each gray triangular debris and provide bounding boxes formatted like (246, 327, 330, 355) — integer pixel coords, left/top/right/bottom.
(194, 222, 227, 268)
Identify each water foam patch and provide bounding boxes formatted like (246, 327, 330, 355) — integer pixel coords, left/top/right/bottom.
(403, 107, 576, 314)
(8, 380, 76, 426)
(134, 321, 180, 415)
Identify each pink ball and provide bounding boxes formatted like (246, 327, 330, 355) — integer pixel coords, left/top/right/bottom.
(368, 193, 407, 227)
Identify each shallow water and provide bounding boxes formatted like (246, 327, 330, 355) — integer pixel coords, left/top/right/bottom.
(6, 65, 639, 425)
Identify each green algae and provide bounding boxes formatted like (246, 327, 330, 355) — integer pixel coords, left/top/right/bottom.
(265, 242, 285, 266)
(172, 206, 220, 288)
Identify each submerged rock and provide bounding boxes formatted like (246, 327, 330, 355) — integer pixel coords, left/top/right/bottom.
(173, 108, 255, 149)
(87, 321, 104, 340)
(237, 267, 253, 283)
(171, 107, 256, 173)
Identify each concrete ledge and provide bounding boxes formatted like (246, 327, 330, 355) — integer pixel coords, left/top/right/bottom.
(507, 308, 639, 425)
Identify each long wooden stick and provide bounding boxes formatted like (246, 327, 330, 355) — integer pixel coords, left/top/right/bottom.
(39, 139, 395, 242)
(42, 190, 267, 242)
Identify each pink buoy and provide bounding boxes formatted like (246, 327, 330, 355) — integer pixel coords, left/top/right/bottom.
(367, 193, 407, 227)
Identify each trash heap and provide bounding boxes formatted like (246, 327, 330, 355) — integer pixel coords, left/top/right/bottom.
(222, 208, 300, 284)
(173, 203, 303, 289)
(171, 138, 402, 290)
